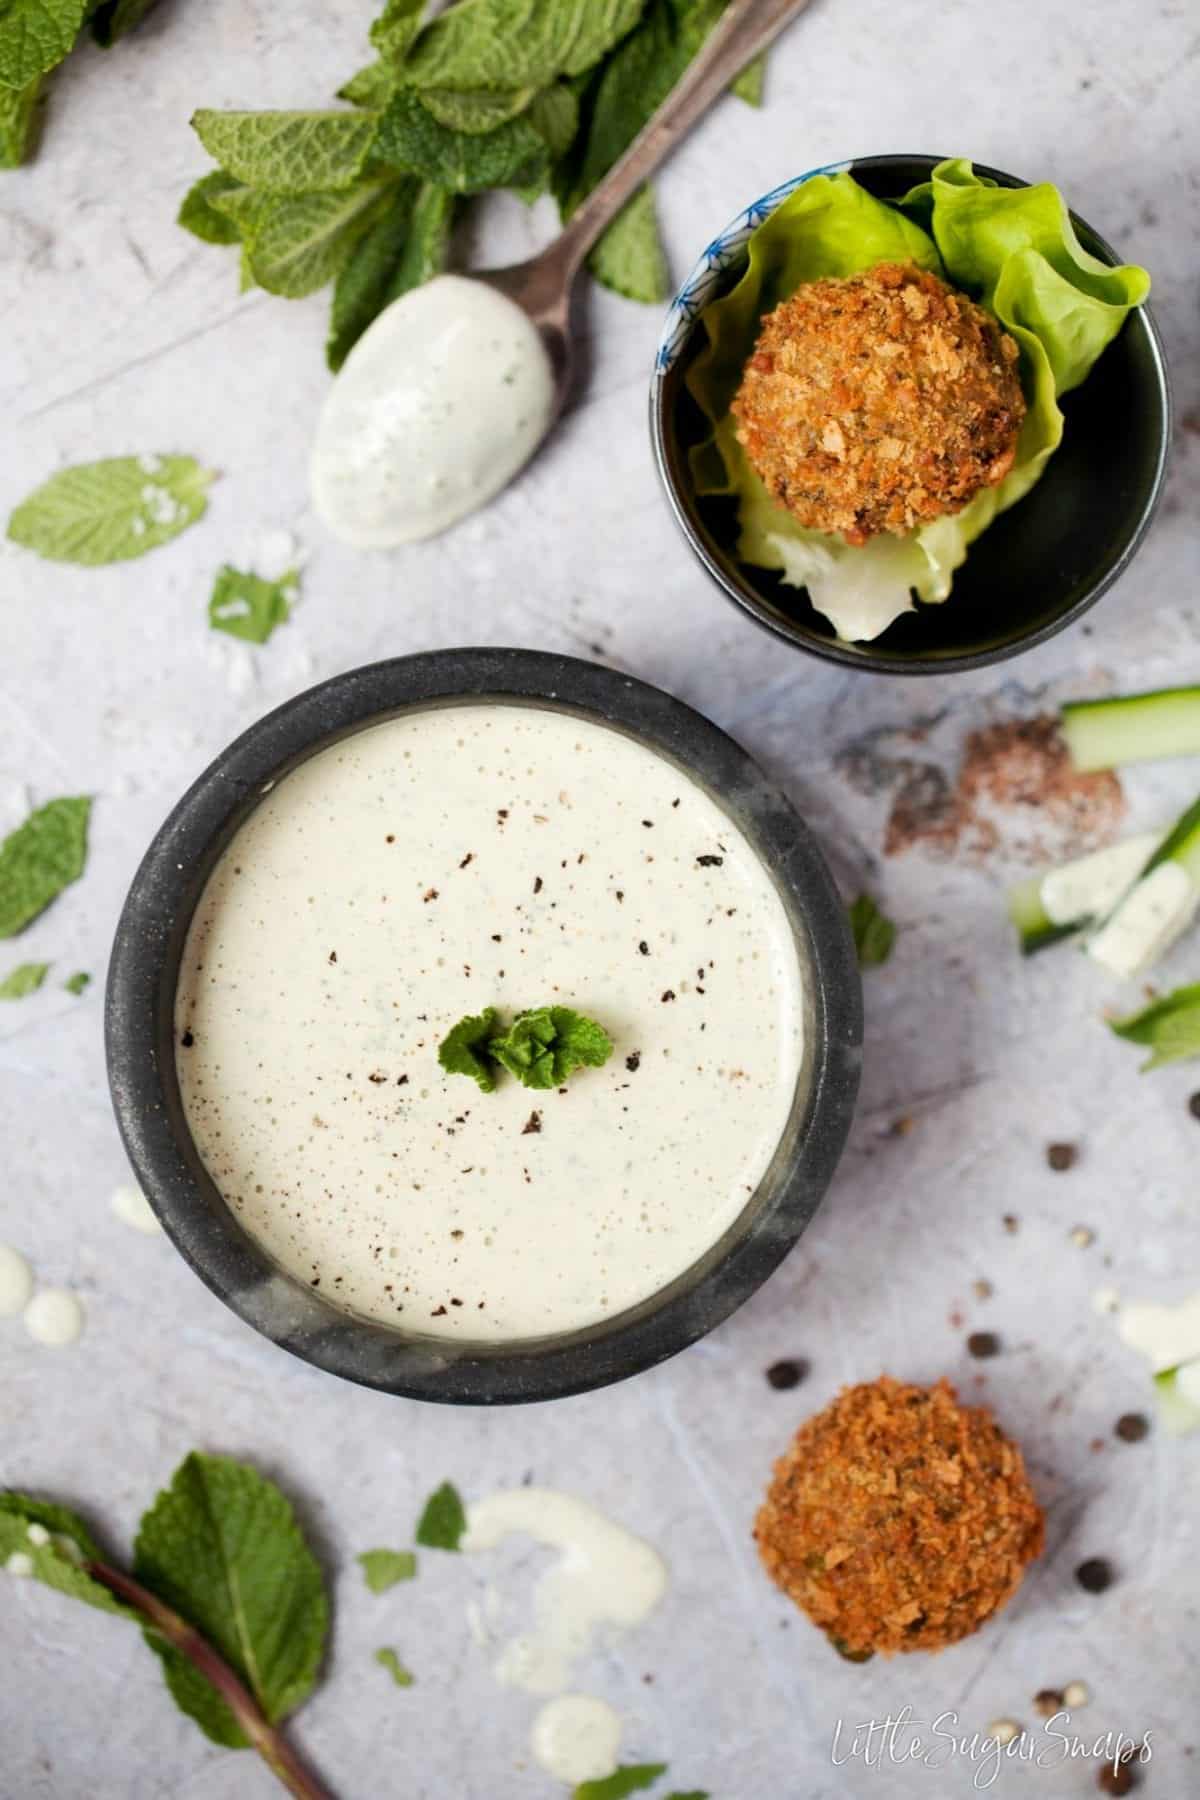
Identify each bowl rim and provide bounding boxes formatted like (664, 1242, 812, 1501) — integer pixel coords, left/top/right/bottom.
(650, 151, 1172, 677)
(105, 648, 863, 1405)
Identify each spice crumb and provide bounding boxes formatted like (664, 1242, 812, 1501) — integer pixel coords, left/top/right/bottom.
(661, 989, 676, 1003)
(766, 1358, 809, 1391)
(625, 1051, 641, 1073)
(1070, 1224, 1095, 1248)
(1047, 1141, 1079, 1171)
(1115, 1412, 1149, 1443)
(972, 1278, 994, 1301)
(1002, 1213, 1020, 1234)
(967, 1331, 1001, 1359)
(423, 887, 438, 903)
(1034, 1689, 1064, 1718)
(1075, 1557, 1114, 1593)
(521, 1111, 542, 1136)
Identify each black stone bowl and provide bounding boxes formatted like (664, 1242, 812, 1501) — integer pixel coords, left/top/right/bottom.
(651, 153, 1171, 675)
(106, 650, 862, 1404)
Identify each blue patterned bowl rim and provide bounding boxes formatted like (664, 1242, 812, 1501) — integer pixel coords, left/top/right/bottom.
(653, 161, 853, 375)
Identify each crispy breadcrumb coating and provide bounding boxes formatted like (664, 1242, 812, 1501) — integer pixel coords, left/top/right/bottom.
(731, 263, 1025, 545)
(754, 1376, 1044, 1656)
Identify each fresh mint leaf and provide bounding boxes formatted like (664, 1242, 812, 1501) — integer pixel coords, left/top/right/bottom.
(1110, 983, 1200, 1070)
(419, 85, 537, 133)
(133, 1452, 328, 1749)
(404, 0, 644, 93)
(0, 0, 88, 89)
(438, 1008, 499, 1093)
(0, 66, 43, 165)
(526, 80, 579, 157)
(338, 60, 398, 109)
(489, 1005, 613, 1089)
(0, 959, 49, 998)
(375, 88, 547, 193)
(327, 181, 419, 370)
(246, 181, 394, 297)
(848, 893, 896, 968)
(358, 1548, 417, 1592)
(190, 109, 381, 194)
(589, 184, 668, 302)
(0, 796, 90, 938)
(375, 1646, 414, 1686)
(178, 171, 244, 245)
(0, 1493, 131, 1617)
(383, 179, 454, 299)
(574, 1765, 668, 1800)
(663, 1793, 709, 1800)
(369, 0, 425, 65)
(8, 455, 213, 565)
(730, 49, 765, 104)
(63, 969, 90, 995)
(414, 1481, 466, 1551)
(208, 564, 297, 646)
(90, 0, 160, 47)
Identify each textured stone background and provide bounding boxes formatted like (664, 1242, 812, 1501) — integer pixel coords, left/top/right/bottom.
(2, 1, 1199, 1795)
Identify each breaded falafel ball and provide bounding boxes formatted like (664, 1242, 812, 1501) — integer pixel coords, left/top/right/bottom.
(731, 263, 1025, 546)
(754, 1376, 1044, 1656)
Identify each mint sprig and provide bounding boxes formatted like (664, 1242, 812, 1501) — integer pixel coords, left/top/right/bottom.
(439, 1004, 613, 1091)
(0, 0, 164, 167)
(438, 1006, 499, 1093)
(208, 564, 297, 646)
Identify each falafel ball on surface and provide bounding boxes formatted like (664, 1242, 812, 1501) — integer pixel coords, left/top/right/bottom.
(754, 1376, 1044, 1656)
(731, 263, 1026, 546)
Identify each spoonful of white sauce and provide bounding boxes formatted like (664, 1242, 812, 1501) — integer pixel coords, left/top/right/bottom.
(310, 0, 814, 547)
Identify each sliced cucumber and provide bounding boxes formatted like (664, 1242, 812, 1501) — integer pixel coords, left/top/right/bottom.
(1007, 832, 1160, 955)
(1062, 687, 1200, 772)
(1088, 794, 1200, 978)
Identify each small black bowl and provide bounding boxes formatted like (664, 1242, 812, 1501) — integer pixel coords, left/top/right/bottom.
(105, 650, 862, 1404)
(651, 153, 1171, 675)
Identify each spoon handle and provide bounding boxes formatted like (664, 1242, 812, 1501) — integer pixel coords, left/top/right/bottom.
(557, 0, 815, 273)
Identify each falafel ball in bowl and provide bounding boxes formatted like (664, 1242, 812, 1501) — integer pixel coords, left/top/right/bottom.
(754, 1376, 1044, 1657)
(651, 155, 1168, 671)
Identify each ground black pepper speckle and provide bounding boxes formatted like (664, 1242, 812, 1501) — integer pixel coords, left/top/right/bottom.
(766, 1358, 809, 1390)
(1076, 1557, 1114, 1593)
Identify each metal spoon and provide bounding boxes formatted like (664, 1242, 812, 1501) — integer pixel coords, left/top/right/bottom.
(311, 0, 814, 547)
(480, 0, 816, 411)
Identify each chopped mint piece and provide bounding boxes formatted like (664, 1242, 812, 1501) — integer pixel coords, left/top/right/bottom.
(208, 564, 297, 645)
(178, 171, 244, 245)
(663, 1792, 710, 1800)
(133, 1452, 328, 1748)
(414, 1481, 466, 1551)
(8, 457, 213, 565)
(438, 1008, 499, 1093)
(1110, 983, 1200, 1071)
(730, 51, 766, 105)
(574, 1765, 668, 1800)
(0, 960, 50, 998)
(489, 1005, 612, 1089)
(0, 796, 90, 938)
(357, 1548, 416, 1593)
(190, 109, 381, 194)
(374, 1646, 414, 1686)
(375, 88, 548, 193)
(847, 893, 896, 968)
(63, 971, 91, 995)
(0, 0, 88, 89)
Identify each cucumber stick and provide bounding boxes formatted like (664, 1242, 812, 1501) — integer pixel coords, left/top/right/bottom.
(1006, 832, 1160, 954)
(1088, 795, 1200, 977)
(1062, 687, 1200, 772)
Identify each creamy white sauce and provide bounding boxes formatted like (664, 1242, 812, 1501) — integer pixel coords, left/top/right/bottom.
(5, 1552, 34, 1578)
(0, 1243, 34, 1316)
(23, 1288, 84, 1347)
(1118, 1290, 1200, 1371)
(110, 1183, 163, 1234)
(531, 1694, 622, 1785)
(1041, 832, 1159, 926)
(311, 275, 556, 548)
(176, 704, 804, 1340)
(1087, 860, 1197, 977)
(462, 1487, 667, 1696)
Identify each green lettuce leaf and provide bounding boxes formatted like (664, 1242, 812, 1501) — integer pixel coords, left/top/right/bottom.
(0, 796, 90, 937)
(688, 161, 1150, 643)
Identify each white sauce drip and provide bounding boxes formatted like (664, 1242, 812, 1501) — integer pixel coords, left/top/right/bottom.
(0, 1243, 34, 1316)
(5, 1552, 33, 1578)
(23, 1288, 84, 1347)
(462, 1487, 667, 1696)
(311, 275, 556, 548)
(1118, 1290, 1200, 1371)
(1087, 860, 1197, 977)
(110, 1184, 163, 1234)
(531, 1694, 622, 1786)
(175, 704, 804, 1339)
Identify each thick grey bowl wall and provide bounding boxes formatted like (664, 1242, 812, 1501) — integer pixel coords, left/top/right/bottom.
(106, 650, 862, 1403)
(651, 153, 1170, 675)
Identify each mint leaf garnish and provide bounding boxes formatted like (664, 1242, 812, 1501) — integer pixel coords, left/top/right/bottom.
(0, 960, 50, 998)
(0, 68, 44, 167)
(731, 51, 766, 105)
(588, 185, 668, 303)
(848, 893, 896, 968)
(327, 181, 457, 372)
(369, 0, 424, 65)
(178, 171, 244, 244)
(0, 0, 88, 88)
(8, 456, 213, 565)
(438, 1008, 499, 1093)
(90, 0, 160, 47)
(0, 796, 90, 938)
(246, 181, 394, 298)
(489, 1005, 612, 1089)
(414, 1481, 466, 1551)
(190, 109, 381, 194)
(1110, 983, 1200, 1070)
(0, 1493, 129, 1616)
(63, 970, 90, 995)
(133, 1452, 328, 1748)
(358, 1548, 416, 1593)
(663, 1792, 710, 1800)
(375, 88, 548, 194)
(208, 563, 297, 645)
(403, 0, 644, 91)
(374, 1646, 414, 1687)
(574, 1765, 669, 1800)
